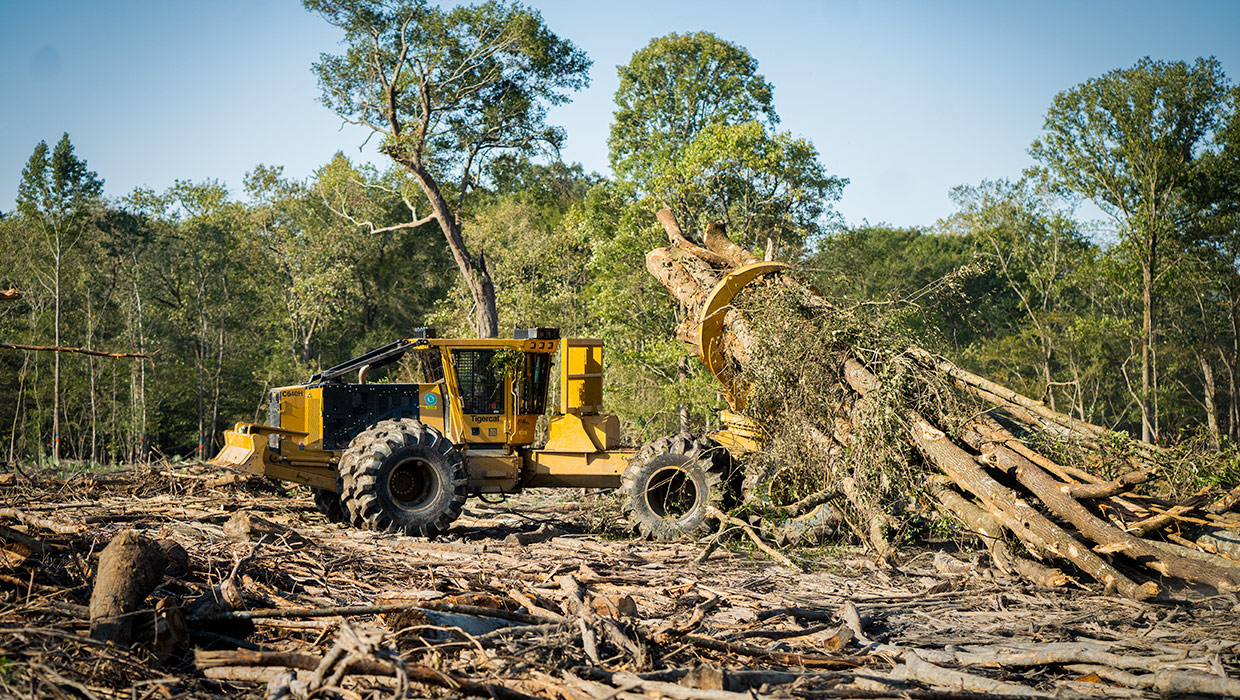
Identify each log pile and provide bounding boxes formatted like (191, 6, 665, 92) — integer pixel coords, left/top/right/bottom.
(3, 463, 1240, 699)
(647, 210, 1240, 601)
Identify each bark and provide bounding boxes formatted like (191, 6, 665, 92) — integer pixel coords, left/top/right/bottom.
(1201, 355, 1221, 449)
(1066, 468, 1156, 499)
(1141, 259, 1155, 443)
(1208, 482, 1240, 515)
(89, 530, 168, 645)
(912, 349, 1108, 441)
(86, 295, 97, 462)
(224, 511, 313, 549)
(656, 209, 731, 267)
(53, 235, 61, 465)
(390, 153, 498, 338)
(966, 427, 1240, 593)
(842, 359, 1157, 600)
(645, 207, 1240, 596)
(1228, 309, 1239, 439)
(702, 221, 757, 267)
(900, 650, 1053, 697)
(196, 649, 542, 700)
(928, 479, 1068, 587)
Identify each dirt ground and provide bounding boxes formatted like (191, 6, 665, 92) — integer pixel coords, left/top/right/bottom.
(2, 464, 1239, 699)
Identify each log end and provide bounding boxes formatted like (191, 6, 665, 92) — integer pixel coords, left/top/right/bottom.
(1134, 581, 1160, 600)
(89, 529, 169, 645)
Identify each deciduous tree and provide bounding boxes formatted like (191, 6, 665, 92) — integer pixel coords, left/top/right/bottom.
(15, 134, 104, 464)
(1030, 57, 1234, 443)
(306, 0, 590, 338)
(609, 32, 777, 187)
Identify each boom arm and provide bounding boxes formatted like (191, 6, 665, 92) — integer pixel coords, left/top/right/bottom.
(311, 338, 419, 383)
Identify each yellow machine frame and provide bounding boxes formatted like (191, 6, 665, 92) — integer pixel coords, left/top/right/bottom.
(212, 263, 787, 499)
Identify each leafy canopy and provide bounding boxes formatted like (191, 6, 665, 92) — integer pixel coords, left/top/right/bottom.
(653, 120, 846, 251)
(609, 31, 778, 185)
(1030, 56, 1232, 246)
(307, 0, 591, 182)
(17, 133, 103, 225)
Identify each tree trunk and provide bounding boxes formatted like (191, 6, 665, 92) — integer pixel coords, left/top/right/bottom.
(53, 237, 61, 465)
(1202, 356, 1221, 450)
(401, 159, 498, 338)
(1040, 337, 1056, 413)
(1140, 257, 1155, 444)
(838, 359, 1158, 600)
(131, 258, 148, 464)
(645, 208, 1240, 597)
(9, 352, 30, 465)
(1226, 350, 1237, 441)
(210, 322, 226, 455)
(966, 425, 1240, 592)
(87, 294, 98, 463)
(197, 310, 206, 460)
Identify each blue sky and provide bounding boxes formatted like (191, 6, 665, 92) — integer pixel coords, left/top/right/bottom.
(2, 0, 1238, 228)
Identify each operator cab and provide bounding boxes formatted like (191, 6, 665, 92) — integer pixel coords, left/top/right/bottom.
(278, 328, 561, 450)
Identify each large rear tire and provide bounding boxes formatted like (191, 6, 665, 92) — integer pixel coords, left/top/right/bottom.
(338, 419, 467, 537)
(621, 434, 731, 540)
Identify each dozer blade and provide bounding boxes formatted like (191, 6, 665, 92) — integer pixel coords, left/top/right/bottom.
(211, 427, 267, 475)
(209, 423, 339, 491)
(210, 422, 309, 476)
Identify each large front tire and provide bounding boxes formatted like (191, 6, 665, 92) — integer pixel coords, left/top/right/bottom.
(621, 434, 731, 540)
(338, 419, 467, 537)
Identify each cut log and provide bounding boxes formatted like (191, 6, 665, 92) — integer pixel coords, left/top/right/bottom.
(702, 221, 757, 267)
(1067, 468, 1157, 499)
(223, 510, 312, 548)
(927, 478, 1068, 587)
(655, 209, 732, 267)
(89, 529, 168, 645)
(967, 426, 1240, 593)
(899, 650, 1053, 697)
(644, 206, 1239, 596)
(842, 358, 1157, 600)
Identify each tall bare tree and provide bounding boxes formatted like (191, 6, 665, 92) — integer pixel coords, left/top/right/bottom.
(306, 0, 590, 337)
(16, 134, 103, 464)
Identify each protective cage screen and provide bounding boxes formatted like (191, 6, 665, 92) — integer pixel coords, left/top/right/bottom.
(452, 349, 502, 414)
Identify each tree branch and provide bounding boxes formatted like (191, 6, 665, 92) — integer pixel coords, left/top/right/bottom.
(0, 343, 154, 359)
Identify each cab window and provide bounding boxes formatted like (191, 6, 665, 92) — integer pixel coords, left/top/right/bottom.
(451, 349, 503, 414)
(519, 352, 551, 415)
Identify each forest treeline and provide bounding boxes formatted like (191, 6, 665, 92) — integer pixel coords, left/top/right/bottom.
(1, 3, 1238, 469)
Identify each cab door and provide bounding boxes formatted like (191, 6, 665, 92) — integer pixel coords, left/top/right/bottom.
(448, 348, 509, 444)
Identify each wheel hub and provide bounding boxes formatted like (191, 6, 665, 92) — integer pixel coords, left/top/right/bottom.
(388, 458, 438, 510)
(645, 465, 699, 520)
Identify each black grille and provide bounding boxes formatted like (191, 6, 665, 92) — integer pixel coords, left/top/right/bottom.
(320, 384, 421, 449)
(452, 349, 503, 415)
